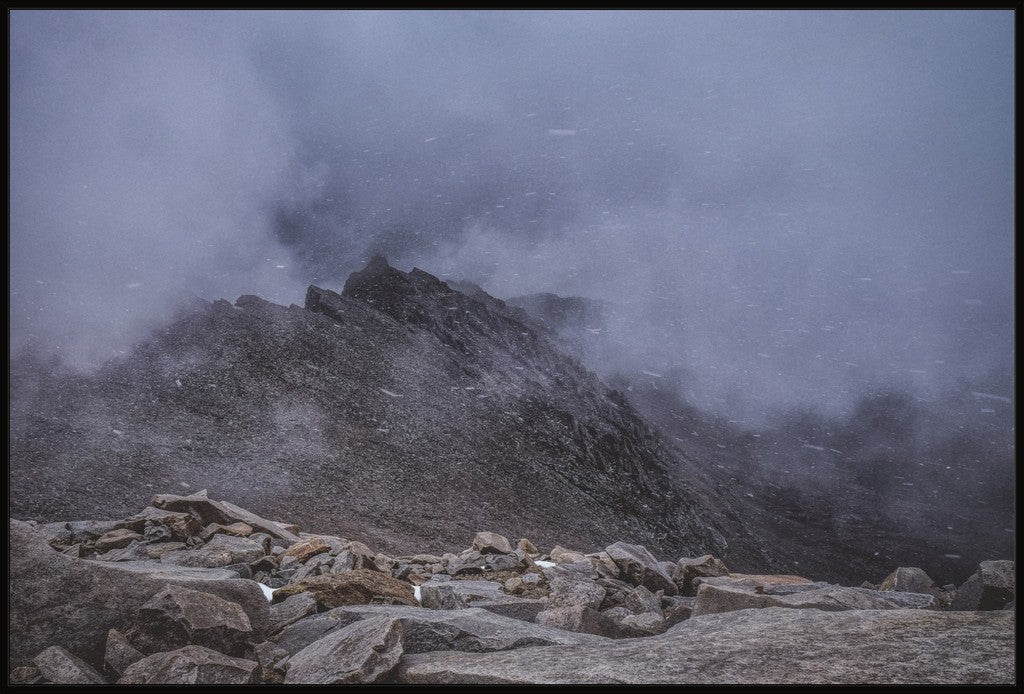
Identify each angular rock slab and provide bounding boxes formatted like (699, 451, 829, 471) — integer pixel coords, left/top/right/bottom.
(329, 605, 601, 653)
(268, 592, 319, 635)
(9, 519, 269, 667)
(134, 584, 253, 656)
(284, 616, 404, 684)
(605, 542, 677, 596)
(692, 583, 936, 617)
(880, 566, 936, 594)
(673, 555, 729, 594)
(115, 506, 204, 541)
(281, 536, 331, 563)
(104, 629, 145, 676)
(472, 531, 513, 555)
(394, 608, 1015, 684)
(952, 560, 1015, 611)
(159, 533, 268, 569)
(151, 491, 299, 543)
(33, 645, 106, 684)
(117, 645, 258, 684)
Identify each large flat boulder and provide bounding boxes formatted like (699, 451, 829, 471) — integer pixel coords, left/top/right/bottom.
(117, 645, 259, 684)
(692, 583, 936, 617)
(328, 605, 601, 652)
(8, 519, 269, 668)
(393, 608, 1015, 684)
(284, 616, 404, 684)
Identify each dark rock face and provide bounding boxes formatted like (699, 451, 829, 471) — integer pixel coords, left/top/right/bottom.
(392, 608, 1016, 684)
(10, 257, 746, 568)
(951, 560, 1015, 610)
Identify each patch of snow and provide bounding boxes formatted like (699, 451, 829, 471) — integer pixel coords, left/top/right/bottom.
(535, 560, 557, 568)
(257, 583, 276, 601)
(379, 388, 403, 398)
(801, 444, 825, 451)
(413, 585, 422, 603)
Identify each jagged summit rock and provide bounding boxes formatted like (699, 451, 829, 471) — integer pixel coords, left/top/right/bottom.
(11, 260, 743, 567)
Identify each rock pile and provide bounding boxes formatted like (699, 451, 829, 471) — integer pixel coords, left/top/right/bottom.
(8, 492, 1016, 684)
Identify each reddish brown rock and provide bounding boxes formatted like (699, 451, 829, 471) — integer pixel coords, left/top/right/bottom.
(271, 569, 417, 609)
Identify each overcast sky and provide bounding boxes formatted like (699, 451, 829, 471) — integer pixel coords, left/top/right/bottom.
(10, 10, 1014, 422)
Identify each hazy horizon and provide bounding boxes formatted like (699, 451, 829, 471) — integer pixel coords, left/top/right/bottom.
(10, 10, 1014, 423)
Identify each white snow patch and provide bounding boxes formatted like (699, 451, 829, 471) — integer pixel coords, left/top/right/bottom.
(379, 388, 403, 398)
(257, 583, 276, 601)
(801, 444, 825, 451)
(413, 585, 422, 603)
(535, 560, 557, 568)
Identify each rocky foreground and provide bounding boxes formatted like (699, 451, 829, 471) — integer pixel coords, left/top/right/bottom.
(9, 491, 1016, 685)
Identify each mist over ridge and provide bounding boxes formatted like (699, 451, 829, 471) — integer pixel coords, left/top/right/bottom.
(10, 10, 1014, 424)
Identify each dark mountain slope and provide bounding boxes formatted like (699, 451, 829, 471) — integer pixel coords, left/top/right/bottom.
(10, 258, 763, 566)
(506, 294, 1013, 586)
